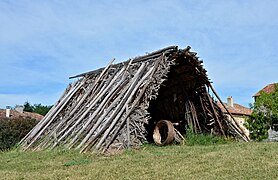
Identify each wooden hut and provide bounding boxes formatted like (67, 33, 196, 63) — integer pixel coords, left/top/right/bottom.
(20, 46, 248, 153)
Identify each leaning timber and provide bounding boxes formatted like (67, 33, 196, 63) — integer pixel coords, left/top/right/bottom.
(20, 45, 249, 153)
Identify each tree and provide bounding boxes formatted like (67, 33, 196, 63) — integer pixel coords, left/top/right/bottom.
(23, 101, 52, 116)
(246, 84, 278, 141)
(23, 101, 34, 112)
(33, 104, 52, 116)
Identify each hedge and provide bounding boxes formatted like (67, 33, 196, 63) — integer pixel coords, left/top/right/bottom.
(0, 117, 38, 151)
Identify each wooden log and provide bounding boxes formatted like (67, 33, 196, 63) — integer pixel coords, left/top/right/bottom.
(90, 63, 148, 151)
(67, 67, 128, 148)
(79, 63, 147, 152)
(126, 115, 131, 149)
(39, 80, 97, 147)
(207, 83, 249, 141)
(199, 95, 207, 121)
(206, 92, 226, 136)
(75, 79, 129, 150)
(24, 79, 85, 149)
(83, 64, 150, 152)
(68, 60, 135, 149)
(51, 65, 122, 147)
(101, 56, 165, 152)
(69, 46, 177, 79)
(33, 79, 93, 149)
(19, 82, 75, 146)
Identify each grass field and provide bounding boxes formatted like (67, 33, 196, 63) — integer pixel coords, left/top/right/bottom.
(0, 142, 277, 179)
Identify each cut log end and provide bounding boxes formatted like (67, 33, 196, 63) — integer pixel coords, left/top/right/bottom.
(153, 120, 175, 145)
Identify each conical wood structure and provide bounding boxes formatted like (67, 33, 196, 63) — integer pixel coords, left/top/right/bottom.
(20, 46, 249, 153)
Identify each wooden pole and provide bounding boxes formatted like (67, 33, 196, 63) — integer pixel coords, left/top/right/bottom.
(207, 83, 249, 141)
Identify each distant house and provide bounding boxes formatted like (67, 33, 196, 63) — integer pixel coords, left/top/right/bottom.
(253, 83, 278, 102)
(253, 83, 278, 141)
(217, 96, 252, 137)
(0, 108, 43, 121)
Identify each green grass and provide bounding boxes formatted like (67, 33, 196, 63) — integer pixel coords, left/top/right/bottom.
(0, 142, 278, 179)
(185, 131, 228, 146)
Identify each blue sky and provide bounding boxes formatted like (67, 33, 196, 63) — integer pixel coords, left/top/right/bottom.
(0, 0, 277, 108)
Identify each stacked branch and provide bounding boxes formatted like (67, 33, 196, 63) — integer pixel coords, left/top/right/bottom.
(20, 45, 248, 153)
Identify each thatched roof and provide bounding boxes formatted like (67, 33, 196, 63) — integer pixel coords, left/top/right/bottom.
(20, 45, 248, 153)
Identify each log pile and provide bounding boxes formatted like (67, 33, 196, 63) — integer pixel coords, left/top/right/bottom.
(19, 45, 249, 153)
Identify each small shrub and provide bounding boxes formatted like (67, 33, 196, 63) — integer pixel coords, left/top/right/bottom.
(0, 118, 38, 151)
(246, 112, 269, 141)
(185, 127, 227, 146)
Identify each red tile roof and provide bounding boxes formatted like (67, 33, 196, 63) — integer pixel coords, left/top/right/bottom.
(254, 83, 277, 97)
(217, 102, 252, 116)
(0, 109, 44, 121)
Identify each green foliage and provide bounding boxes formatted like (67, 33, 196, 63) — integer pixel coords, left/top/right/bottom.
(1, 142, 278, 179)
(0, 118, 38, 151)
(185, 126, 227, 146)
(246, 112, 269, 141)
(246, 84, 278, 141)
(23, 101, 52, 116)
(63, 159, 92, 167)
(23, 101, 34, 112)
(33, 104, 53, 116)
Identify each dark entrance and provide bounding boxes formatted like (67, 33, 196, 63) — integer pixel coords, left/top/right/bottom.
(146, 56, 209, 142)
